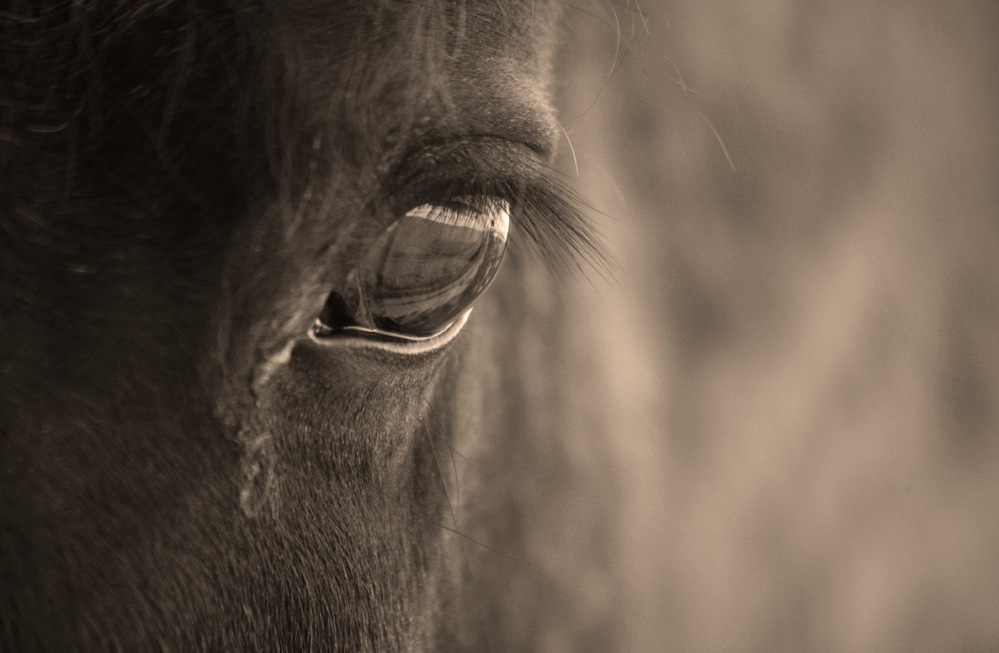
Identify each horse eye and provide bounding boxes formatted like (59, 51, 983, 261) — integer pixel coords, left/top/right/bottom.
(314, 196, 510, 341)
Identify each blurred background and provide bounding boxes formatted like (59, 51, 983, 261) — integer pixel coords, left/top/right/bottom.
(554, 1, 999, 650)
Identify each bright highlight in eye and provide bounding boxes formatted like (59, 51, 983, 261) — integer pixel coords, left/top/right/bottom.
(315, 196, 510, 341)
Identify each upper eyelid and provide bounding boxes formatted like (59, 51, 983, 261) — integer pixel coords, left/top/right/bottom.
(384, 136, 554, 210)
(389, 136, 537, 179)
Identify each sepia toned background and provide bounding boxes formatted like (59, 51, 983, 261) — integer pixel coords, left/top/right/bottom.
(554, 1, 999, 650)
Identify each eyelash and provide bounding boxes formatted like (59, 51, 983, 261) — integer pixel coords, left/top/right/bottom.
(387, 141, 608, 278)
(504, 172, 607, 277)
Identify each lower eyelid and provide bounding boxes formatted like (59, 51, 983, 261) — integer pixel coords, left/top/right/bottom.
(309, 309, 471, 355)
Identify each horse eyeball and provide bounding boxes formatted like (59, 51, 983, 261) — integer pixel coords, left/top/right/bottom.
(316, 196, 510, 340)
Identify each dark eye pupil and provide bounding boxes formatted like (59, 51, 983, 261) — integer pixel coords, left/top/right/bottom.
(316, 197, 510, 340)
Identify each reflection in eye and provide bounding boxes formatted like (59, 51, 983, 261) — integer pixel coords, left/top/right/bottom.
(315, 196, 510, 341)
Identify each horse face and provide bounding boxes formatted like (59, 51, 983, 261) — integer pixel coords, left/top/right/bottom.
(1, 1, 580, 649)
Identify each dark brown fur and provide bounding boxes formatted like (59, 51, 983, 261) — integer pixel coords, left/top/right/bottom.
(1, 1, 621, 650)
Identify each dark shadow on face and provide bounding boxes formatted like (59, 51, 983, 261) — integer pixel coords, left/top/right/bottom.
(0, 1, 584, 649)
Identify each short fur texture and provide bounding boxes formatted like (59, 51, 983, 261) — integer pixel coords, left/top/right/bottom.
(2, 1, 621, 650)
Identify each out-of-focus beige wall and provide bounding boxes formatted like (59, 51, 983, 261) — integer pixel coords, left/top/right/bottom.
(556, 1, 999, 650)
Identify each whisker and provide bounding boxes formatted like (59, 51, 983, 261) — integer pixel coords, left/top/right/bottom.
(555, 118, 580, 177)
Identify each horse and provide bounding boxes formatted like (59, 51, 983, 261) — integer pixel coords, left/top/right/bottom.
(1, 0, 633, 649)
(6, 0, 999, 651)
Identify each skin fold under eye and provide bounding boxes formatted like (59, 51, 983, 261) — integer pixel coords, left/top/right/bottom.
(313, 195, 510, 342)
